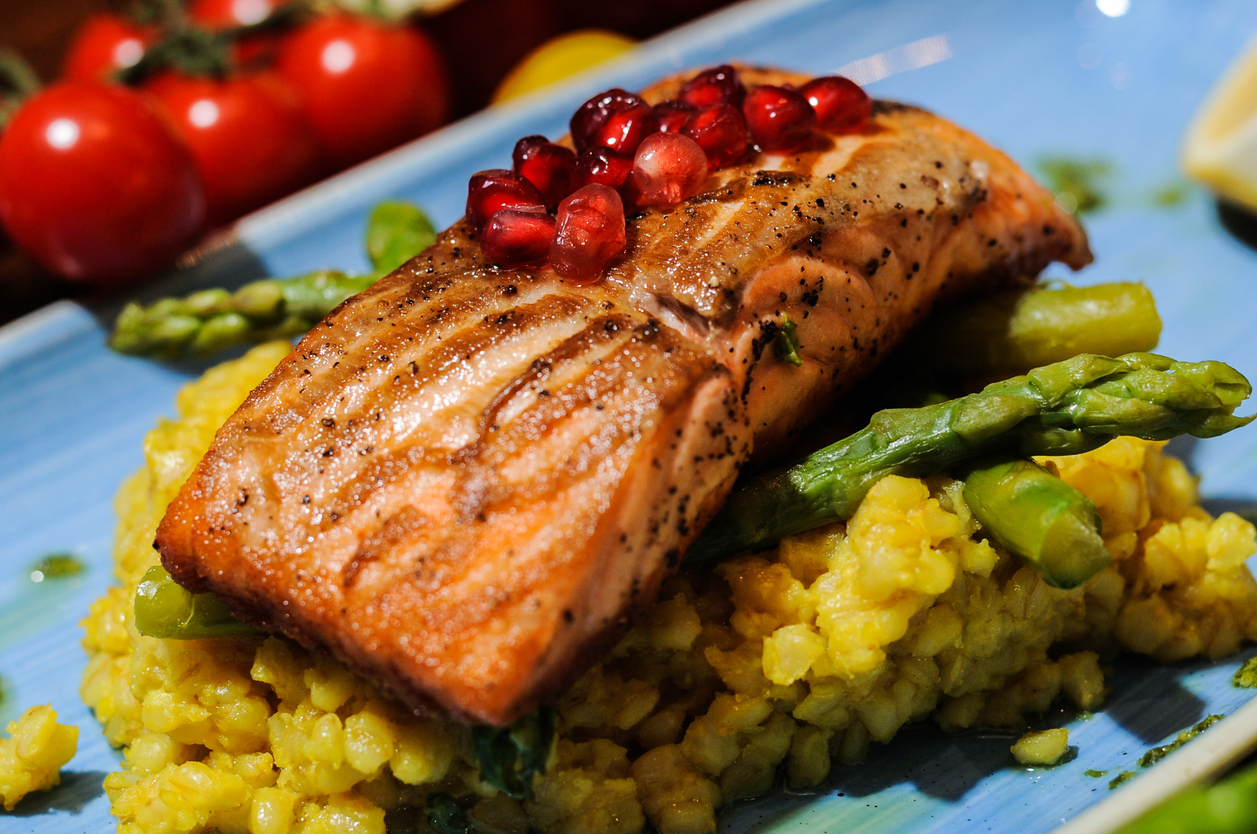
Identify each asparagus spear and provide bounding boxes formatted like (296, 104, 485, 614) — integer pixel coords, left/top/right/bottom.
(109, 200, 436, 359)
(907, 282, 1162, 375)
(686, 352, 1252, 568)
(963, 459, 1108, 588)
(110, 270, 375, 358)
(134, 565, 254, 639)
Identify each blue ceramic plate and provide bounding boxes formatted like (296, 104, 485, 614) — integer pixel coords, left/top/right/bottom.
(5, 0, 1257, 831)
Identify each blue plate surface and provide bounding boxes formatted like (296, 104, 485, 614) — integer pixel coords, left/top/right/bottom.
(4, 0, 1257, 831)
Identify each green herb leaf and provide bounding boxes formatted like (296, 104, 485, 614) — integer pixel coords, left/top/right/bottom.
(1152, 183, 1189, 208)
(471, 705, 557, 800)
(775, 314, 802, 367)
(28, 553, 85, 582)
(366, 201, 438, 275)
(1109, 770, 1136, 789)
(425, 793, 470, 834)
(1138, 714, 1224, 768)
(1038, 156, 1112, 216)
(1233, 656, 1257, 688)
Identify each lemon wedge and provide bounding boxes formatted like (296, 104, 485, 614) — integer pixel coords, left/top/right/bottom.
(1183, 34, 1257, 210)
(492, 30, 635, 104)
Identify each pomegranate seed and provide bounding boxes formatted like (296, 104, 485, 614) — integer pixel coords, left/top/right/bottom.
(466, 169, 545, 234)
(551, 184, 626, 285)
(570, 88, 655, 154)
(682, 103, 748, 170)
(632, 133, 708, 209)
(574, 147, 635, 193)
(742, 85, 816, 152)
(512, 135, 576, 209)
(678, 65, 745, 110)
(482, 207, 555, 268)
(800, 76, 871, 133)
(653, 100, 696, 134)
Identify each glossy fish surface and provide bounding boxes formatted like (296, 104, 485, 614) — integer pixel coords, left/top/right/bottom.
(156, 69, 1090, 726)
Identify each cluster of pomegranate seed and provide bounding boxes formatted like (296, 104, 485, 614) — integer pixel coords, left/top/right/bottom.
(465, 65, 871, 283)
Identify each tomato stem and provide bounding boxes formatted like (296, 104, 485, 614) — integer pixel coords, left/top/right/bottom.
(132, 0, 179, 26)
(117, 26, 235, 83)
(115, 0, 313, 84)
(0, 49, 40, 130)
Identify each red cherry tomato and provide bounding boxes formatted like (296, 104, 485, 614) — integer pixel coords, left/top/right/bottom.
(187, 0, 290, 65)
(0, 82, 205, 285)
(62, 13, 156, 82)
(147, 71, 323, 228)
(275, 15, 450, 169)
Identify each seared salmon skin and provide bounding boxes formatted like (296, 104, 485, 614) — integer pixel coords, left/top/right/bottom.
(156, 69, 1090, 726)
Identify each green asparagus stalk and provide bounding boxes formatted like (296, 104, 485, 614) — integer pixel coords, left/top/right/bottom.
(110, 270, 375, 358)
(686, 352, 1252, 568)
(907, 282, 1162, 376)
(134, 565, 254, 639)
(963, 459, 1108, 588)
(109, 200, 437, 359)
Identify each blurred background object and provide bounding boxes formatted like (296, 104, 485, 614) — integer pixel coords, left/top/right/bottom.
(0, 0, 736, 325)
(1183, 34, 1257, 213)
(491, 29, 635, 103)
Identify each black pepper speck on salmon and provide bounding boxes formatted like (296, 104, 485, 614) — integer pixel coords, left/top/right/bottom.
(156, 69, 1090, 726)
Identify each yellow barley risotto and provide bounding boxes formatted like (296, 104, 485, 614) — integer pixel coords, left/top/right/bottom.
(77, 342, 1257, 834)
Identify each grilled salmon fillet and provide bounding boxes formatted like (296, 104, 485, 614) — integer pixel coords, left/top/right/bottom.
(156, 69, 1090, 726)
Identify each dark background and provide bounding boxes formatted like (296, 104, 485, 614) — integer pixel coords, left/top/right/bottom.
(0, 0, 734, 325)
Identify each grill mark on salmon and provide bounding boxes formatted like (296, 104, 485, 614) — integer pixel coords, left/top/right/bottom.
(156, 68, 1091, 725)
(465, 312, 637, 459)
